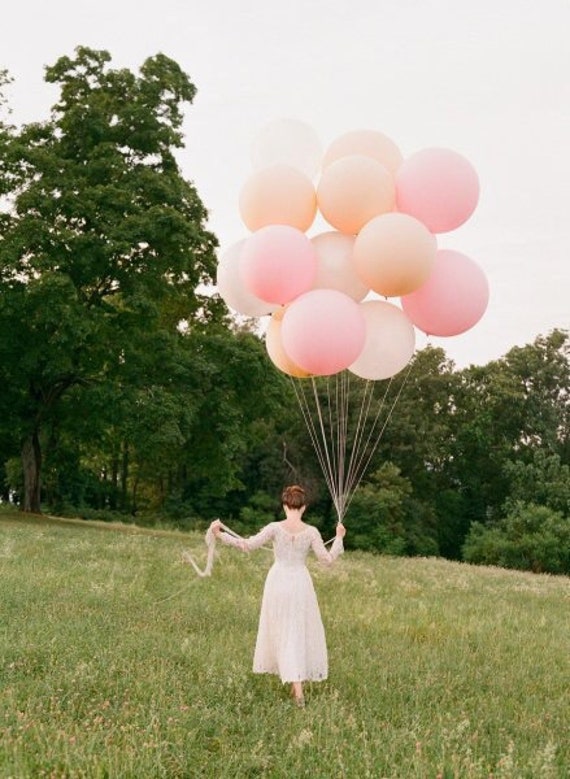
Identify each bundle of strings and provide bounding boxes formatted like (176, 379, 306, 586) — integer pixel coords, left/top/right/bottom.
(181, 521, 242, 577)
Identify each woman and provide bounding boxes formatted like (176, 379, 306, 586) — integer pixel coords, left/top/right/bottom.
(210, 485, 346, 707)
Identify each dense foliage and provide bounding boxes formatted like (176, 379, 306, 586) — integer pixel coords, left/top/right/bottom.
(0, 51, 568, 573)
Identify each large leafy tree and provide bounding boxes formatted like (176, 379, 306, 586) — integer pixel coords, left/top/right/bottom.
(0, 47, 220, 512)
(449, 330, 569, 521)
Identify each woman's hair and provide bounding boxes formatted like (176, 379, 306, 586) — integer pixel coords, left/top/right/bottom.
(281, 485, 307, 510)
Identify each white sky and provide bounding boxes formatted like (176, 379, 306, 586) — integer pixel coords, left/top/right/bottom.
(2, 0, 569, 367)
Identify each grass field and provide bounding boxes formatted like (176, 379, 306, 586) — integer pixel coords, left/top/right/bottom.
(0, 508, 568, 778)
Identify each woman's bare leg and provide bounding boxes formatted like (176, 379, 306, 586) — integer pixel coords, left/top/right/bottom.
(291, 681, 304, 705)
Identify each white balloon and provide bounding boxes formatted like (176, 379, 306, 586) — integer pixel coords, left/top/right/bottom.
(349, 300, 416, 380)
(251, 118, 323, 179)
(216, 241, 277, 317)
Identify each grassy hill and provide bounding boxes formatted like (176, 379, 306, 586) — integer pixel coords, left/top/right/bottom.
(1, 508, 568, 778)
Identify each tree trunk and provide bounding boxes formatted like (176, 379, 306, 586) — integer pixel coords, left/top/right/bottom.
(120, 441, 129, 512)
(21, 430, 42, 513)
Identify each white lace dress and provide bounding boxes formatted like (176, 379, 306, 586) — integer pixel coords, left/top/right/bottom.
(219, 521, 344, 683)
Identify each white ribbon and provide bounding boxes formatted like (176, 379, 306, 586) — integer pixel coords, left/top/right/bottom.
(182, 521, 336, 578)
(181, 521, 242, 577)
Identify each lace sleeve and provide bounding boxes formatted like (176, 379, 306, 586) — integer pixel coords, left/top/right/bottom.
(310, 527, 344, 565)
(219, 523, 276, 552)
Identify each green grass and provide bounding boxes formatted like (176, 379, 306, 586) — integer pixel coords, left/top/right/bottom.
(0, 508, 568, 778)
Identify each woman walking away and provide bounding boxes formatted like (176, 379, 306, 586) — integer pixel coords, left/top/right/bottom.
(209, 485, 346, 707)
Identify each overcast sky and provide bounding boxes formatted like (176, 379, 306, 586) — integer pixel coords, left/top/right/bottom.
(2, 0, 569, 367)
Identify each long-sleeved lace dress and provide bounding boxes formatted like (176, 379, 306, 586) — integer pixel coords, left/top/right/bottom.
(219, 521, 343, 683)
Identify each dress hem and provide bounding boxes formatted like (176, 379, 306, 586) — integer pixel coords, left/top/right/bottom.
(253, 669, 328, 684)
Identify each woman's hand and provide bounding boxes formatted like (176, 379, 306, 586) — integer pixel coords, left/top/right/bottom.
(336, 523, 346, 538)
(210, 519, 223, 537)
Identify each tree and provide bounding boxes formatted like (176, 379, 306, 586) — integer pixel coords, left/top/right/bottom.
(448, 329, 569, 531)
(344, 463, 412, 555)
(503, 449, 570, 517)
(462, 504, 570, 575)
(370, 346, 460, 555)
(0, 47, 220, 512)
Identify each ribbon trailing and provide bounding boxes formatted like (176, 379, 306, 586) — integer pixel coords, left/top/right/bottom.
(182, 521, 336, 578)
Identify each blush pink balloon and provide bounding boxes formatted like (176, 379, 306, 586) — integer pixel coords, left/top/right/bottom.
(310, 231, 369, 301)
(401, 249, 489, 336)
(281, 289, 366, 376)
(396, 148, 480, 233)
(240, 225, 317, 305)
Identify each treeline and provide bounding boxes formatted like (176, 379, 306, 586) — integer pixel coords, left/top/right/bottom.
(0, 49, 568, 573)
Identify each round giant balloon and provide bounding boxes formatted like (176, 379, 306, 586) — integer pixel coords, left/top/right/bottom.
(322, 129, 403, 175)
(310, 231, 369, 301)
(349, 300, 416, 380)
(265, 308, 312, 378)
(401, 249, 489, 336)
(251, 118, 322, 178)
(216, 240, 277, 317)
(317, 155, 395, 235)
(352, 212, 437, 297)
(281, 289, 366, 376)
(239, 164, 317, 232)
(396, 148, 479, 233)
(240, 225, 317, 305)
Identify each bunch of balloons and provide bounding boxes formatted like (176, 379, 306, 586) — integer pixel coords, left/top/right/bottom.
(217, 119, 489, 381)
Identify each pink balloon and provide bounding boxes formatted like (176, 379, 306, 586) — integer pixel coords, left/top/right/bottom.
(310, 231, 369, 301)
(396, 148, 479, 233)
(216, 240, 277, 316)
(240, 225, 317, 305)
(349, 301, 416, 380)
(401, 249, 489, 336)
(281, 289, 366, 376)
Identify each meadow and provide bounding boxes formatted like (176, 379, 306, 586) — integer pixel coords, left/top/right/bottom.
(0, 508, 568, 778)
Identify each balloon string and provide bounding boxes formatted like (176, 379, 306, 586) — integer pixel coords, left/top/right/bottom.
(344, 362, 414, 517)
(343, 377, 393, 501)
(289, 364, 413, 524)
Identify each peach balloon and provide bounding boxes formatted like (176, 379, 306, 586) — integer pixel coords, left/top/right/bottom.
(322, 129, 403, 175)
(349, 300, 416, 380)
(251, 118, 322, 179)
(281, 289, 366, 376)
(240, 225, 317, 305)
(317, 155, 395, 235)
(239, 164, 317, 232)
(216, 240, 278, 317)
(265, 308, 312, 378)
(396, 148, 480, 233)
(310, 231, 369, 301)
(352, 212, 437, 297)
(401, 249, 489, 336)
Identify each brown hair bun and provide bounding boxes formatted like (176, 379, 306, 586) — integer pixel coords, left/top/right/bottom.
(281, 485, 307, 509)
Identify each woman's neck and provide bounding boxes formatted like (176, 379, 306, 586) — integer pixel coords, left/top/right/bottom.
(283, 507, 305, 524)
